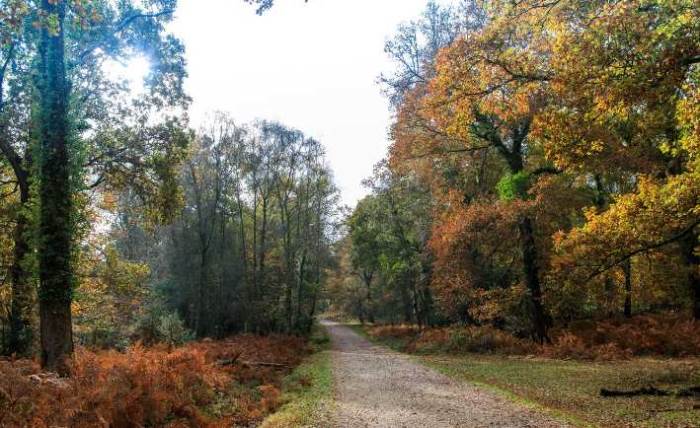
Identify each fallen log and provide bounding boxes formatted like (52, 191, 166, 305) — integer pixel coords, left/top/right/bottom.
(242, 361, 290, 368)
(601, 386, 700, 398)
(601, 386, 670, 397)
(216, 357, 289, 369)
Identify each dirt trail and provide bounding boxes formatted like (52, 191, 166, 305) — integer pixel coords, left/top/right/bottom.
(323, 321, 570, 428)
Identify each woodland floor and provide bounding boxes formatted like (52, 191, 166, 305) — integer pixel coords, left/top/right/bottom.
(350, 323, 700, 428)
(323, 321, 570, 428)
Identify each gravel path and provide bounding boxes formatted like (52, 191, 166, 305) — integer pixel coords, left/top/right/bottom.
(324, 321, 570, 428)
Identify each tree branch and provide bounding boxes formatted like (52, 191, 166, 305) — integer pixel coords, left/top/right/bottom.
(681, 55, 700, 66)
(531, 166, 562, 176)
(586, 220, 700, 282)
(76, 9, 175, 65)
(406, 145, 491, 160)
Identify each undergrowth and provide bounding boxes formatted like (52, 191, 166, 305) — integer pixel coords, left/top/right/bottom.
(363, 314, 700, 360)
(261, 326, 334, 427)
(0, 335, 307, 427)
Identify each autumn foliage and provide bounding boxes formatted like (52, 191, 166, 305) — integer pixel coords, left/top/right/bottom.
(0, 335, 307, 427)
(332, 0, 700, 351)
(364, 314, 700, 361)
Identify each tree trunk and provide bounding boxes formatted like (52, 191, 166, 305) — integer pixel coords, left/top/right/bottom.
(296, 251, 307, 328)
(37, 0, 74, 375)
(622, 259, 632, 318)
(519, 216, 549, 344)
(8, 188, 33, 356)
(197, 246, 209, 337)
(400, 279, 414, 324)
(2, 57, 34, 356)
(306, 289, 317, 334)
(411, 276, 422, 328)
(680, 231, 700, 319)
(604, 275, 615, 317)
(363, 272, 375, 324)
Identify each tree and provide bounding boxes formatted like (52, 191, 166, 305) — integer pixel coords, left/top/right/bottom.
(347, 162, 434, 326)
(391, 0, 561, 342)
(379, 0, 486, 110)
(539, 0, 700, 319)
(159, 115, 340, 336)
(34, 0, 74, 373)
(0, 0, 188, 366)
(348, 197, 382, 323)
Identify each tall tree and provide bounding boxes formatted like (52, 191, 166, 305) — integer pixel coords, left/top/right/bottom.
(391, 1, 560, 341)
(0, 0, 188, 360)
(35, 0, 73, 373)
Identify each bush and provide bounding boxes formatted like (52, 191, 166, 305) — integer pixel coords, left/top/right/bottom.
(75, 324, 130, 351)
(157, 313, 194, 346)
(132, 304, 193, 346)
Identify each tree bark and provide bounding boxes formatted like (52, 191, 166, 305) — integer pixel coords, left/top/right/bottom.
(37, 0, 74, 374)
(519, 216, 549, 344)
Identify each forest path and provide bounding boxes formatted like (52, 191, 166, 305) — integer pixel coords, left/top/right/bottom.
(323, 321, 570, 428)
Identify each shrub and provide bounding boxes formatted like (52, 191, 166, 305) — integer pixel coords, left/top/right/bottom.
(75, 324, 130, 351)
(132, 304, 193, 346)
(157, 313, 194, 346)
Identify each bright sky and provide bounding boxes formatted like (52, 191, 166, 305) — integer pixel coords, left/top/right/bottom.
(165, 0, 445, 207)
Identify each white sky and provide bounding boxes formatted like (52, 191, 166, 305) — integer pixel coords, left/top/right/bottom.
(165, 0, 446, 207)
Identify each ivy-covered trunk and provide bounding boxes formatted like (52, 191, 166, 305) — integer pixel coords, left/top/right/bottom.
(37, 0, 74, 374)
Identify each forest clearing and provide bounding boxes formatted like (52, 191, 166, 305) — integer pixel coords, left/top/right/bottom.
(1, 0, 700, 426)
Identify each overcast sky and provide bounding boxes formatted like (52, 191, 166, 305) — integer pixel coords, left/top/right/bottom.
(164, 0, 445, 207)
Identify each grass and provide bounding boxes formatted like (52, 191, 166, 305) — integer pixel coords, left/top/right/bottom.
(261, 326, 334, 428)
(356, 325, 700, 428)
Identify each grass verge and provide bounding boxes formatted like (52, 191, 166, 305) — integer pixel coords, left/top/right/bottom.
(356, 325, 700, 428)
(261, 326, 334, 428)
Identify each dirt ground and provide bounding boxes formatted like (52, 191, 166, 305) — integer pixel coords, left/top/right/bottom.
(323, 321, 571, 428)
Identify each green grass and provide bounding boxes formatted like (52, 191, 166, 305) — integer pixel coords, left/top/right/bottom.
(357, 325, 700, 428)
(260, 326, 334, 428)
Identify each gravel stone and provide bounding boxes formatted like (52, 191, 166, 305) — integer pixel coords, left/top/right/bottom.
(323, 321, 571, 428)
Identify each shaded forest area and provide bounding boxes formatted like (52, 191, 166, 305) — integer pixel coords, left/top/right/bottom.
(329, 0, 700, 358)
